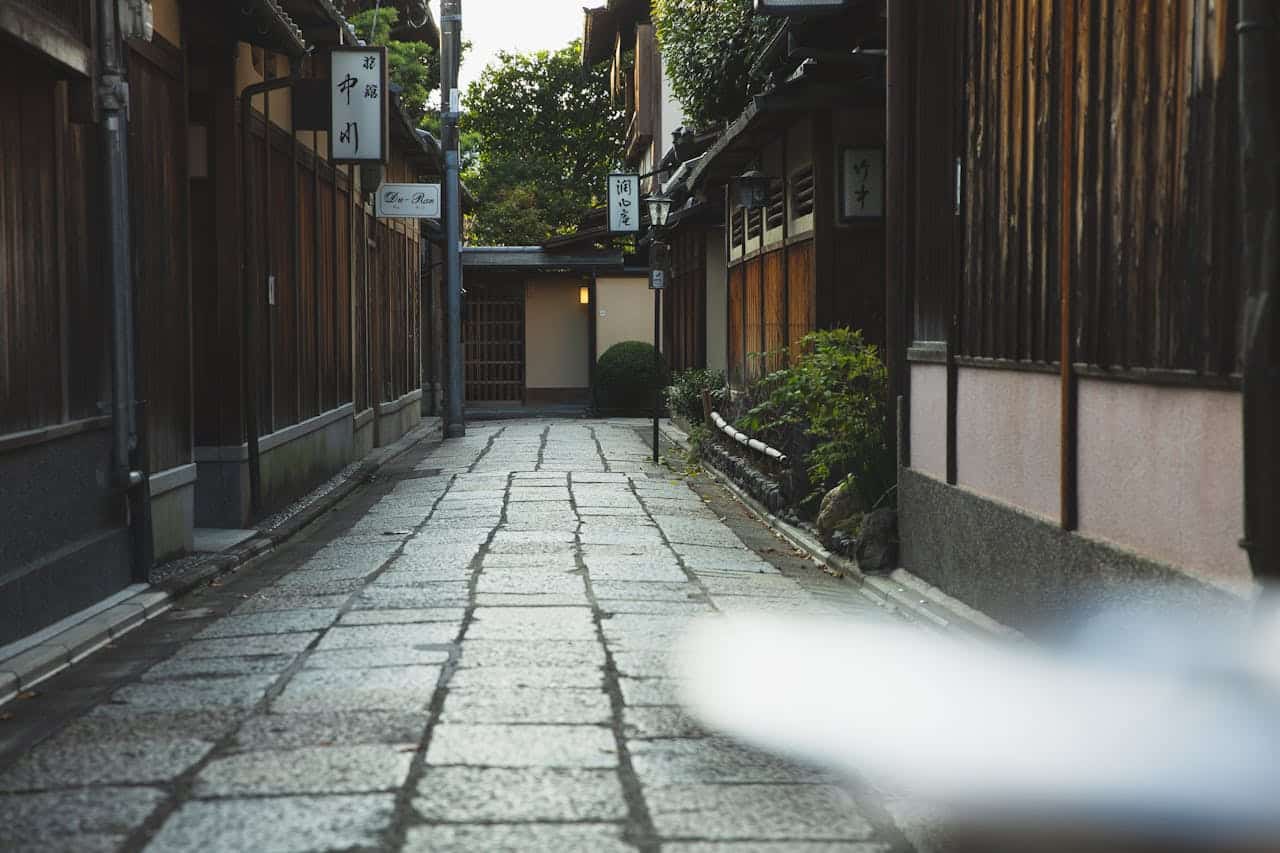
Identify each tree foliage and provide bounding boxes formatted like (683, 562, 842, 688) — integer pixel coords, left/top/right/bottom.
(346, 8, 438, 124)
(462, 43, 625, 245)
(652, 0, 775, 129)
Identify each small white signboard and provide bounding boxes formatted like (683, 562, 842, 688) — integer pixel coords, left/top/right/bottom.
(607, 173, 641, 233)
(330, 47, 388, 164)
(649, 269, 665, 290)
(840, 147, 885, 220)
(377, 183, 441, 219)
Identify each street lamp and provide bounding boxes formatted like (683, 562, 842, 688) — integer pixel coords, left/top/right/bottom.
(646, 193, 673, 229)
(645, 193, 674, 463)
(732, 170, 771, 210)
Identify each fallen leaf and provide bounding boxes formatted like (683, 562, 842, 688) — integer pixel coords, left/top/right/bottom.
(0, 712, 15, 721)
(16, 691, 39, 701)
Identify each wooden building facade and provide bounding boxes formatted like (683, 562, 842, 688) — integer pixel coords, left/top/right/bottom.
(0, 0, 446, 648)
(686, 4, 886, 387)
(890, 0, 1260, 628)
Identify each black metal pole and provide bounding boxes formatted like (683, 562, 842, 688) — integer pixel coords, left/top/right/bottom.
(98, 0, 152, 580)
(442, 0, 465, 437)
(1238, 1, 1280, 582)
(653, 284, 661, 464)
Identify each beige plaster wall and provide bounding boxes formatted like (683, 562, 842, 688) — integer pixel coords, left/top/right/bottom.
(1077, 380, 1250, 592)
(908, 363, 947, 479)
(525, 278, 589, 390)
(955, 368, 1060, 520)
(596, 275, 660, 360)
(151, 0, 181, 45)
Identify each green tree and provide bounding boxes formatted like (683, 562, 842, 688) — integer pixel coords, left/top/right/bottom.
(347, 8, 438, 124)
(462, 42, 625, 245)
(652, 0, 775, 129)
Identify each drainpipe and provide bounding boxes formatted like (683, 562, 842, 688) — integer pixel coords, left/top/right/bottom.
(241, 66, 298, 517)
(1238, 1, 1280, 584)
(98, 0, 152, 579)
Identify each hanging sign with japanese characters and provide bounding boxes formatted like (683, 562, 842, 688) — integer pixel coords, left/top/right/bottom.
(839, 147, 884, 220)
(607, 173, 641, 233)
(376, 183, 442, 219)
(330, 47, 389, 164)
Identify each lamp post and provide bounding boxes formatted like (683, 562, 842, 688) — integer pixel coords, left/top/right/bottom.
(645, 193, 673, 464)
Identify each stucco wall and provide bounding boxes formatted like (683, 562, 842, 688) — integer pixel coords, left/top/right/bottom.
(1077, 380, 1250, 591)
(705, 230, 728, 375)
(596, 275, 659, 360)
(908, 363, 947, 479)
(955, 368, 1060, 520)
(525, 277, 589, 390)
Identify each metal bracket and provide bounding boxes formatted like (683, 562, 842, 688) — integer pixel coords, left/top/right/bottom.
(98, 75, 130, 115)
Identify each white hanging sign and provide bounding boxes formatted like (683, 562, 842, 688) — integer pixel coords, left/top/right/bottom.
(607, 173, 641, 233)
(376, 183, 441, 219)
(840, 147, 885, 220)
(330, 47, 388, 164)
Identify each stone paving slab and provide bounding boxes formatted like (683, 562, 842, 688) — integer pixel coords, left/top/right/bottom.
(0, 418, 909, 852)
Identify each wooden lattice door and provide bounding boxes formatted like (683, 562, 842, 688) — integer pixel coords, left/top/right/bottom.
(463, 288, 525, 403)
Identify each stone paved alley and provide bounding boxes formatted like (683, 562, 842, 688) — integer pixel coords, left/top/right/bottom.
(0, 420, 910, 852)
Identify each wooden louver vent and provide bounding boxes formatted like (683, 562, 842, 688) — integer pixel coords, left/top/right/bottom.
(746, 206, 763, 241)
(730, 207, 746, 249)
(791, 165, 815, 218)
(766, 179, 785, 231)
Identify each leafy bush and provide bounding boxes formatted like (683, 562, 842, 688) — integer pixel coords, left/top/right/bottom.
(596, 341, 670, 414)
(666, 368, 727, 426)
(735, 328, 892, 509)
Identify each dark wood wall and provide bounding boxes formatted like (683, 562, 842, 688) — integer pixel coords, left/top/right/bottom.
(664, 225, 708, 372)
(129, 37, 193, 473)
(0, 56, 108, 438)
(908, 0, 1244, 379)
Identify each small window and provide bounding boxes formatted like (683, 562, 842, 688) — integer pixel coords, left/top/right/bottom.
(746, 206, 762, 242)
(730, 206, 745, 249)
(791, 164, 815, 219)
(765, 179, 785, 232)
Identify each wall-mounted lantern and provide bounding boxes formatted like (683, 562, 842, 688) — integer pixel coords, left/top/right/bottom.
(646, 193, 674, 229)
(579, 285, 591, 305)
(120, 0, 155, 41)
(754, 0, 849, 14)
(732, 170, 771, 210)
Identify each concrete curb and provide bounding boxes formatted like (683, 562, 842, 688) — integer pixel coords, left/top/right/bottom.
(659, 421, 1015, 639)
(0, 416, 445, 706)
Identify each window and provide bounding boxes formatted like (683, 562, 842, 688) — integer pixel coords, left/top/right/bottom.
(765, 179, 786, 232)
(791, 164, 815, 219)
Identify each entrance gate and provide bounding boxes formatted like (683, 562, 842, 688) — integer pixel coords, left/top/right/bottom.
(463, 282, 524, 403)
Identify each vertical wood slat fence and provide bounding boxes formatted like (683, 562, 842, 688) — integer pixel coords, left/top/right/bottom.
(958, 0, 1241, 378)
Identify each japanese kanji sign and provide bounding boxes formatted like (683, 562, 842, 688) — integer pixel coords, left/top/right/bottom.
(840, 147, 884, 220)
(607, 173, 641, 234)
(376, 183, 442, 219)
(330, 47, 388, 164)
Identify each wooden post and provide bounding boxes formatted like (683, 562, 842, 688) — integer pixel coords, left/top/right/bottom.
(1059, 0, 1079, 530)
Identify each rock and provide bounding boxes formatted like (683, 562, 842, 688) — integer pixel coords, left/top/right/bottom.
(855, 508, 898, 574)
(816, 479, 864, 539)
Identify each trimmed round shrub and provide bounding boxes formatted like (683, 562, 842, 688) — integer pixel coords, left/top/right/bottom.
(595, 341, 670, 414)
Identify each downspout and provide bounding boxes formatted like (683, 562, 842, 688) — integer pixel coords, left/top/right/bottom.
(1237, 1, 1280, 582)
(240, 67, 298, 516)
(98, 0, 152, 579)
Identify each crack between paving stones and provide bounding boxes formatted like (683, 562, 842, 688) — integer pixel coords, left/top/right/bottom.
(381, 467, 516, 849)
(535, 422, 550, 471)
(119, 462, 464, 851)
(569, 468, 660, 853)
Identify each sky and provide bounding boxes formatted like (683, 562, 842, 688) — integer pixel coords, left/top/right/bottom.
(454, 0, 591, 93)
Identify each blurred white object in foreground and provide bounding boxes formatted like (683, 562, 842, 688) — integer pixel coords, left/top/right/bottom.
(673, 606, 1280, 845)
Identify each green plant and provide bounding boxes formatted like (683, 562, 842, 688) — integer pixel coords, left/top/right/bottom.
(652, 0, 776, 129)
(736, 328, 892, 509)
(595, 341, 671, 414)
(666, 367, 726, 425)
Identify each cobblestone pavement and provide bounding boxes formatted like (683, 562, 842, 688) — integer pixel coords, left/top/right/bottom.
(0, 419, 911, 853)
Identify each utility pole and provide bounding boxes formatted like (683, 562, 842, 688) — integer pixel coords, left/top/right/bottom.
(441, 0, 465, 438)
